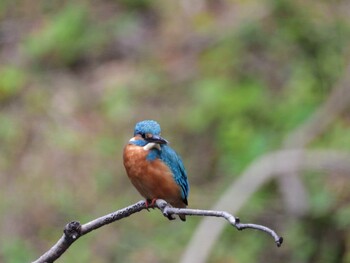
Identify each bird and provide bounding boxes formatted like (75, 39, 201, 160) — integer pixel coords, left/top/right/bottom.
(123, 120, 189, 221)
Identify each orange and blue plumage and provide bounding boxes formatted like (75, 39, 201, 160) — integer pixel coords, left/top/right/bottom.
(123, 120, 189, 221)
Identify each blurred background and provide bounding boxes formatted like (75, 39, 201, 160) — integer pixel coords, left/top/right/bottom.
(1, 0, 350, 262)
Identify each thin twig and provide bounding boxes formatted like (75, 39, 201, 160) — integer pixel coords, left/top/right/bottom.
(32, 199, 283, 263)
(156, 199, 283, 246)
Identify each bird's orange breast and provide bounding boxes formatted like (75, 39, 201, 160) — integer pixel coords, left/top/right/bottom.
(123, 144, 185, 208)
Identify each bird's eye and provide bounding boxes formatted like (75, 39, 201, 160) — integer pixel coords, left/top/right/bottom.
(145, 133, 153, 139)
(140, 133, 146, 139)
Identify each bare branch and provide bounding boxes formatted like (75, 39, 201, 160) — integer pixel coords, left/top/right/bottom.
(32, 201, 145, 263)
(32, 200, 283, 263)
(156, 200, 283, 246)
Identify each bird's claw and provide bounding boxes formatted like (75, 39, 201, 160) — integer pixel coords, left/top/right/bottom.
(145, 198, 157, 211)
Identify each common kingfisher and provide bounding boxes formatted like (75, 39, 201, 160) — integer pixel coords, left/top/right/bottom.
(123, 120, 189, 221)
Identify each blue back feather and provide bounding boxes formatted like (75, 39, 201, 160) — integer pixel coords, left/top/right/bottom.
(159, 145, 189, 202)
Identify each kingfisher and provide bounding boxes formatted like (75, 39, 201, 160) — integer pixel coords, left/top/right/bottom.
(123, 120, 189, 221)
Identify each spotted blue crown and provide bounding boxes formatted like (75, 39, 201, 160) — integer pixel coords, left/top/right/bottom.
(134, 120, 161, 136)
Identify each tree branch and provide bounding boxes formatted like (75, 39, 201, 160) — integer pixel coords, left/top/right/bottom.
(32, 200, 283, 263)
(156, 199, 283, 246)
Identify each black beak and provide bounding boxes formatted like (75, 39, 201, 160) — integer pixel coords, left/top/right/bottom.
(145, 135, 168, 144)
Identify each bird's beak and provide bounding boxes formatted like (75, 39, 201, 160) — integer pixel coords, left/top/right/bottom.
(145, 135, 168, 144)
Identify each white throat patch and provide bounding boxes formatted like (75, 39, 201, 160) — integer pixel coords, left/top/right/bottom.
(143, 142, 161, 151)
(129, 137, 161, 151)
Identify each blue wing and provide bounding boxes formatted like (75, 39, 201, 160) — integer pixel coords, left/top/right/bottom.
(159, 145, 189, 204)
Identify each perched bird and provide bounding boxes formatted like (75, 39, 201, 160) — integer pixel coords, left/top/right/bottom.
(123, 120, 189, 221)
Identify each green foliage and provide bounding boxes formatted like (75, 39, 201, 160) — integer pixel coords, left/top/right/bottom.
(305, 172, 335, 216)
(100, 87, 132, 121)
(0, 66, 26, 100)
(286, 222, 317, 262)
(210, 227, 266, 263)
(119, 0, 154, 11)
(24, 4, 106, 66)
(1, 238, 34, 263)
(0, 114, 20, 143)
(335, 205, 350, 229)
(314, 120, 350, 150)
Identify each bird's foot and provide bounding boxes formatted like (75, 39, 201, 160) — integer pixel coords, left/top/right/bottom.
(145, 199, 151, 211)
(150, 198, 157, 207)
(145, 198, 157, 211)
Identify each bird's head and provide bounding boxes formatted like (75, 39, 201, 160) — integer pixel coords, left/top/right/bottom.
(130, 120, 168, 149)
